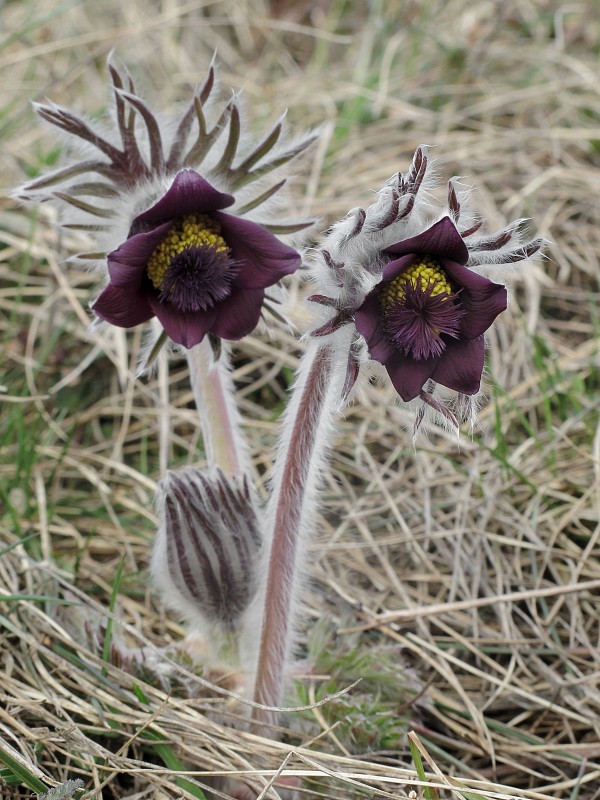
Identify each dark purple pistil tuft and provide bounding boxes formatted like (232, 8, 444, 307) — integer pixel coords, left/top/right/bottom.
(158, 246, 237, 313)
(382, 279, 465, 361)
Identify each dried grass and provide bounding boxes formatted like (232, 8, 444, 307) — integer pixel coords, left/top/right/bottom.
(1, 1, 600, 798)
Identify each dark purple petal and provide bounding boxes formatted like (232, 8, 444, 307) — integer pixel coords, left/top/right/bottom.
(211, 288, 265, 340)
(133, 170, 235, 229)
(93, 284, 154, 327)
(107, 221, 173, 288)
(94, 171, 301, 346)
(442, 261, 507, 338)
(355, 290, 395, 363)
(215, 212, 301, 289)
(147, 294, 218, 348)
(384, 216, 469, 265)
(432, 336, 485, 395)
(384, 351, 439, 402)
(381, 254, 417, 283)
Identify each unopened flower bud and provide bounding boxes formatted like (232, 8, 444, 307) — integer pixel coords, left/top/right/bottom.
(152, 468, 262, 633)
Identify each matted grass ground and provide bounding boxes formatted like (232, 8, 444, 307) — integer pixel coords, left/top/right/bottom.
(2, 1, 600, 798)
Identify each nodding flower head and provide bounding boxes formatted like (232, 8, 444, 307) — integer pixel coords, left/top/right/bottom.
(308, 147, 544, 421)
(355, 216, 508, 402)
(16, 56, 316, 347)
(152, 468, 262, 633)
(92, 169, 301, 346)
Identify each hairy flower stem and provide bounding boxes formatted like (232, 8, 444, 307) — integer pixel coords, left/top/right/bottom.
(251, 330, 353, 729)
(186, 338, 249, 479)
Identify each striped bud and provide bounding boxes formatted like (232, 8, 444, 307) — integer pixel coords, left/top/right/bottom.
(152, 468, 262, 632)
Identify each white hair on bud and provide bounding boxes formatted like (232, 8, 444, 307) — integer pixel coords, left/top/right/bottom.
(151, 467, 263, 671)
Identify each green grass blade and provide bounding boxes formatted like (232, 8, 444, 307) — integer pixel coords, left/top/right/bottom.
(0, 594, 76, 604)
(407, 735, 438, 800)
(0, 742, 49, 794)
(0, 534, 38, 557)
(132, 683, 207, 800)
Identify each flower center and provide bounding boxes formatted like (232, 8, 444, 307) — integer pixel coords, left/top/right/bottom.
(147, 214, 236, 312)
(380, 256, 464, 360)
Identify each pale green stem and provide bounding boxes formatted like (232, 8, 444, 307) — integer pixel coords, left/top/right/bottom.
(186, 338, 249, 479)
(157, 347, 170, 476)
(251, 331, 352, 729)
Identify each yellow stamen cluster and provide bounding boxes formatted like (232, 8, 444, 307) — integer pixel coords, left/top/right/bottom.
(147, 214, 228, 288)
(380, 256, 451, 308)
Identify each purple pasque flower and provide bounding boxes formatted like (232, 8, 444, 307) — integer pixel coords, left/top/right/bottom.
(308, 147, 543, 422)
(15, 57, 316, 351)
(92, 168, 301, 347)
(355, 216, 507, 402)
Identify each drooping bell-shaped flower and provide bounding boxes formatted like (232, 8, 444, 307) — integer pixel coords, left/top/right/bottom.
(354, 216, 508, 402)
(16, 56, 316, 348)
(93, 169, 301, 346)
(307, 146, 544, 426)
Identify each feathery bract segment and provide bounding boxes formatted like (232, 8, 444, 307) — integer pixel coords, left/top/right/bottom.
(151, 468, 262, 633)
(308, 146, 544, 423)
(16, 56, 317, 347)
